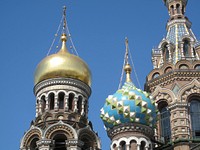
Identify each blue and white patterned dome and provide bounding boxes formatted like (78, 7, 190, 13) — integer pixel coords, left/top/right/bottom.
(100, 81, 157, 130)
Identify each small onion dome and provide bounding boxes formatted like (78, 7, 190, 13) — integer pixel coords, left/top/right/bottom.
(34, 34, 91, 86)
(100, 82, 157, 130)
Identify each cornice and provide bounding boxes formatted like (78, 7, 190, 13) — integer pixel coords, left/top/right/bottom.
(147, 70, 200, 88)
(107, 123, 154, 140)
(34, 78, 91, 97)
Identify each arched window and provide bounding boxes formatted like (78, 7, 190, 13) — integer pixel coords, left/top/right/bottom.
(113, 144, 117, 150)
(49, 93, 55, 110)
(140, 141, 146, 150)
(41, 96, 46, 112)
(68, 93, 74, 111)
(176, 4, 180, 14)
(78, 96, 83, 114)
(190, 99, 200, 138)
(193, 48, 196, 57)
(182, 6, 185, 14)
(30, 137, 39, 150)
(162, 44, 169, 62)
(81, 136, 94, 150)
(160, 106, 171, 143)
(179, 64, 189, 69)
(152, 73, 160, 79)
(130, 140, 137, 150)
(170, 5, 174, 15)
(195, 64, 200, 70)
(53, 134, 67, 150)
(58, 92, 65, 109)
(120, 141, 126, 150)
(164, 67, 172, 73)
(183, 40, 190, 57)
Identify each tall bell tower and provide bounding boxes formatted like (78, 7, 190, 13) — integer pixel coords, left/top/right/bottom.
(20, 7, 101, 150)
(145, 0, 200, 150)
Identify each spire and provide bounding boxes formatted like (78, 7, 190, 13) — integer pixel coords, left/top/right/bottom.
(59, 6, 68, 53)
(124, 37, 132, 83)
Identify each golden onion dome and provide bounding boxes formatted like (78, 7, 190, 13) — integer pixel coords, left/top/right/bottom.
(34, 34, 91, 86)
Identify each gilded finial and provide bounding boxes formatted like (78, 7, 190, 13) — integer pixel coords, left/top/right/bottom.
(59, 6, 68, 53)
(124, 37, 132, 82)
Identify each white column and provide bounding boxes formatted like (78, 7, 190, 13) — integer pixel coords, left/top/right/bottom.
(45, 96, 49, 111)
(190, 41, 194, 57)
(180, 42, 184, 57)
(167, 45, 172, 62)
(54, 95, 58, 111)
(65, 94, 69, 112)
(36, 99, 39, 117)
(81, 99, 85, 115)
(137, 144, 140, 150)
(126, 144, 130, 150)
(74, 97, 78, 112)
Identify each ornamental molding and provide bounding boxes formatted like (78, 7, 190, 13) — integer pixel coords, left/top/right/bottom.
(107, 123, 154, 140)
(77, 126, 101, 149)
(178, 79, 200, 102)
(147, 70, 200, 88)
(20, 125, 42, 148)
(44, 120, 77, 139)
(152, 86, 175, 103)
(34, 78, 91, 97)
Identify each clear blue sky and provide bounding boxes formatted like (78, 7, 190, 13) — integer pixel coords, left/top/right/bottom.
(0, 1, 200, 150)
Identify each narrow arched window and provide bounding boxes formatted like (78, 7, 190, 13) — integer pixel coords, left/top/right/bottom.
(171, 5, 174, 15)
(113, 144, 117, 150)
(182, 6, 185, 14)
(163, 44, 169, 62)
(49, 93, 55, 110)
(160, 106, 171, 143)
(30, 137, 39, 150)
(140, 141, 146, 150)
(176, 4, 180, 14)
(193, 48, 196, 57)
(41, 96, 46, 112)
(78, 96, 83, 114)
(120, 141, 126, 150)
(53, 134, 67, 150)
(68, 93, 74, 111)
(190, 99, 200, 138)
(58, 92, 65, 109)
(183, 40, 189, 57)
(130, 140, 137, 150)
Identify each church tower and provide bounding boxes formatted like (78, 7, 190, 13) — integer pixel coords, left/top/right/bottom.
(20, 7, 101, 150)
(101, 39, 157, 150)
(145, 0, 200, 149)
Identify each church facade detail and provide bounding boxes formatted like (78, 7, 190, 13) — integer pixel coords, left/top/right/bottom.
(20, 0, 200, 150)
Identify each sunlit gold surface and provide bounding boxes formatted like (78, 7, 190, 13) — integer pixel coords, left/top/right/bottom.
(34, 34, 91, 86)
(124, 63, 132, 82)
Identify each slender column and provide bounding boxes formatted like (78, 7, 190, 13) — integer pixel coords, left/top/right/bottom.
(180, 42, 184, 57)
(167, 45, 172, 62)
(36, 99, 39, 117)
(74, 96, 78, 112)
(54, 95, 59, 111)
(160, 48, 164, 66)
(137, 144, 140, 150)
(81, 99, 85, 115)
(65, 94, 69, 112)
(45, 96, 49, 111)
(126, 144, 130, 150)
(190, 41, 194, 57)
